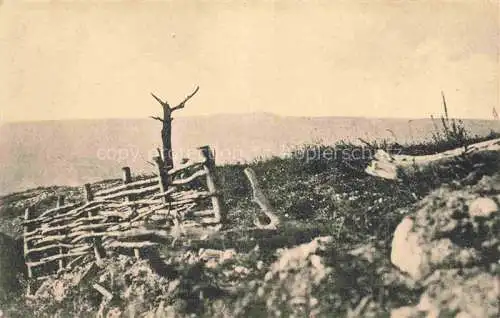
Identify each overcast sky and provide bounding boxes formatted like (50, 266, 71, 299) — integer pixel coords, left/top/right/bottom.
(0, 0, 498, 122)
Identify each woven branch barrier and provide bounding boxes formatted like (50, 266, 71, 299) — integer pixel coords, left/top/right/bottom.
(22, 146, 225, 295)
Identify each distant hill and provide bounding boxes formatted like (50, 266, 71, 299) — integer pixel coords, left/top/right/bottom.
(1, 113, 499, 195)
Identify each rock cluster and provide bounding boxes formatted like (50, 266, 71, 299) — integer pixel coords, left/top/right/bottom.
(390, 174, 500, 317)
(232, 236, 335, 317)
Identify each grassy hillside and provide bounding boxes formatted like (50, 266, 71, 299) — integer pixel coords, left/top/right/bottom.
(2, 114, 500, 195)
(0, 122, 499, 317)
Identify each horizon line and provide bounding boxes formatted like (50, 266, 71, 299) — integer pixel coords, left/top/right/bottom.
(1, 111, 499, 124)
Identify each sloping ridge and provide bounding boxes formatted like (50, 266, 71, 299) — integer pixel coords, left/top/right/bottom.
(1, 114, 499, 195)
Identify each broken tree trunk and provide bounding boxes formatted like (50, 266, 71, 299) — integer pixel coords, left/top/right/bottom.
(365, 138, 500, 180)
(84, 184, 104, 265)
(150, 86, 200, 171)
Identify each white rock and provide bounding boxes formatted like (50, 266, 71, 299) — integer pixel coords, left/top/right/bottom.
(390, 217, 429, 280)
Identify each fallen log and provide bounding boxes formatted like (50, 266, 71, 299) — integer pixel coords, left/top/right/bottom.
(365, 138, 500, 180)
(244, 168, 280, 230)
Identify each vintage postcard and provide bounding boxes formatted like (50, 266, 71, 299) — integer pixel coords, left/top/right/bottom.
(0, 1, 499, 317)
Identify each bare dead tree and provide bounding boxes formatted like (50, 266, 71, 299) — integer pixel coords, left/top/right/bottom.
(150, 86, 200, 170)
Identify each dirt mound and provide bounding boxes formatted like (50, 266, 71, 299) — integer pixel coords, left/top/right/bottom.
(0, 232, 25, 303)
(390, 174, 500, 317)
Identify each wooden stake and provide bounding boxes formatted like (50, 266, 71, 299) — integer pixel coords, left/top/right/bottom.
(122, 167, 134, 204)
(56, 196, 65, 272)
(154, 155, 179, 245)
(57, 195, 65, 207)
(199, 146, 226, 224)
(84, 183, 103, 264)
(23, 207, 34, 296)
(84, 183, 94, 202)
(122, 167, 140, 259)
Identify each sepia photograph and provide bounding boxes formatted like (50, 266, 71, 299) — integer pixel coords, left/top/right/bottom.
(0, 0, 499, 317)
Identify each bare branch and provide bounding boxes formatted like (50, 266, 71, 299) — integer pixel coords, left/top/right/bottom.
(150, 93, 169, 108)
(149, 116, 164, 122)
(171, 86, 200, 111)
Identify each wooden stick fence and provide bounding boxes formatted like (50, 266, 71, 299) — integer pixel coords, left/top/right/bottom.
(22, 146, 225, 295)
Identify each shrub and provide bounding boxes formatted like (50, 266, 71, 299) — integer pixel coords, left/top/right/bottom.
(430, 92, 470, 150)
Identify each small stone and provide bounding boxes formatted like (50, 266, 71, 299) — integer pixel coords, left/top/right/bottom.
(468, 197, 498, 218)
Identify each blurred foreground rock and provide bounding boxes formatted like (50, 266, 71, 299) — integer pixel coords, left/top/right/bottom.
(391, 174, 500, 317)
(232, 236, 334, 317)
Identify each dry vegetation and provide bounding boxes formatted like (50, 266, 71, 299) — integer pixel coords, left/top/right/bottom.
(0, 113, 499, 317)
